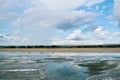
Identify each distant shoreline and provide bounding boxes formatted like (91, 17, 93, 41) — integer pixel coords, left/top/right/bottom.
(0, 48, 120, 53)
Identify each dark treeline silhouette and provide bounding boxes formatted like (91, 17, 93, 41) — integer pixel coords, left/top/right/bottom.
(0, 44, 120, 48)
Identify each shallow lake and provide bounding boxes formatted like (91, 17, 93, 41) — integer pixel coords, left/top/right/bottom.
(0, 52, 120, 80)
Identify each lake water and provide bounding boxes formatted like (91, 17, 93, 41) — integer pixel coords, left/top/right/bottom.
(0, 52, 120, 80)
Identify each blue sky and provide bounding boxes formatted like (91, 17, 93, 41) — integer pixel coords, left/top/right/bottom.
(0, 0, 120, 45)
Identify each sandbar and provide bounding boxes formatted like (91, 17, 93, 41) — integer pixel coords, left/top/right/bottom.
(0, 48, 120, 53)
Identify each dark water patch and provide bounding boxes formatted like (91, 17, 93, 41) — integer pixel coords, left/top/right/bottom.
(44, 57, 73, 63)
(87, 69, 120, 80)
(78, 60, 118, 75)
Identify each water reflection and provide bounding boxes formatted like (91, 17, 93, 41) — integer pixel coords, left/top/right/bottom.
(0, 52, 120, 80)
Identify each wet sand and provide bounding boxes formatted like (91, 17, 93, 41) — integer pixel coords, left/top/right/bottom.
(0, 48, 120, 53)
(0, 52, 120, 80)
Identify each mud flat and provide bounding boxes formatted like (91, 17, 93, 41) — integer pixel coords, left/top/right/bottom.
(0, 52, 120, 80)
(0, 48, 120, 53)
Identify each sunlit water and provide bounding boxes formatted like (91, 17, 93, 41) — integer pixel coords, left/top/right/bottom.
(0, 52, 120, 80)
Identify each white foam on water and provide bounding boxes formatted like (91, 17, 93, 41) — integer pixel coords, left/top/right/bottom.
(0, 60, 36, 64)
(3, 69, 37, 72)
(19, 60, 36, 64)
(86, 74, 114, 80)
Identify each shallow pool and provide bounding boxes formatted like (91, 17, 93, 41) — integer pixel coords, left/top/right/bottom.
(0, 52, 120, 80)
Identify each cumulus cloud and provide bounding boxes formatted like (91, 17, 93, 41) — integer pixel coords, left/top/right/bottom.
(0, 34, 15, 43)
(67, 26, 109, 41)
(94, 26, 110, 40)
(114, 0, 120, 27)
(0, 0, 119, 45)
(57, 11, 99, 30)
(0, 34, 28, 45)
(52, 26, 120, 45)
(0, 0, 32, 23)
(66, 30, 89, 40)
(66, 26, 109, 40)
(14, 4, 100, 31)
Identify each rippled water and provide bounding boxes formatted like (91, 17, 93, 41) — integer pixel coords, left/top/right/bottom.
(0, 52, 120, 80)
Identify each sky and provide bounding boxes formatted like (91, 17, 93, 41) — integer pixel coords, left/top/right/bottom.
(0, 0, 120, 45)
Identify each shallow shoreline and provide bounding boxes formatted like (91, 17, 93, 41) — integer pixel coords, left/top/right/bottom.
(0, 48, 120, 53)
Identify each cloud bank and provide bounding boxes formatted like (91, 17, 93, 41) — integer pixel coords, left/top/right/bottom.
(0, 0, 120, 45)
(52, 26, 120, 45)
(114, 0, 120, 27)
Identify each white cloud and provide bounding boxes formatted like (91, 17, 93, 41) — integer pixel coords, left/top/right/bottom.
(52, 40, 106, 45)
(13, 0, 104, 31)
(14, 6, 100, 31)
(52, 26, 120, 45)
(0, 0, 31, 9)
(94, 26, 110, 40)
(0, 34, 28, 45)
(66, 30, 89, 40)
(30, 0, 106, 11)
(0, 0, 17, 8)
(38, 0, 86, 10)
(85, 0, 105, 7)
(113, 32, 120, 36)
(0, 12, 18, 21)
(66, 26, 109, 40)
(114, 0, 120, 27)
(67, 26, 110, 41)
(0, 0, 119, 45)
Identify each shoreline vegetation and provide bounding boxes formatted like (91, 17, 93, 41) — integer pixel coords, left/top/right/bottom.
(0, 44, 120, 52)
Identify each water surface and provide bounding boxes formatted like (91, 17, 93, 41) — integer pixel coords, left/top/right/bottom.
(0, 52, 120, 80)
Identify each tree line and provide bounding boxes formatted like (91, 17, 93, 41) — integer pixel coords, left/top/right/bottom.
(0, 44, 120, 48)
